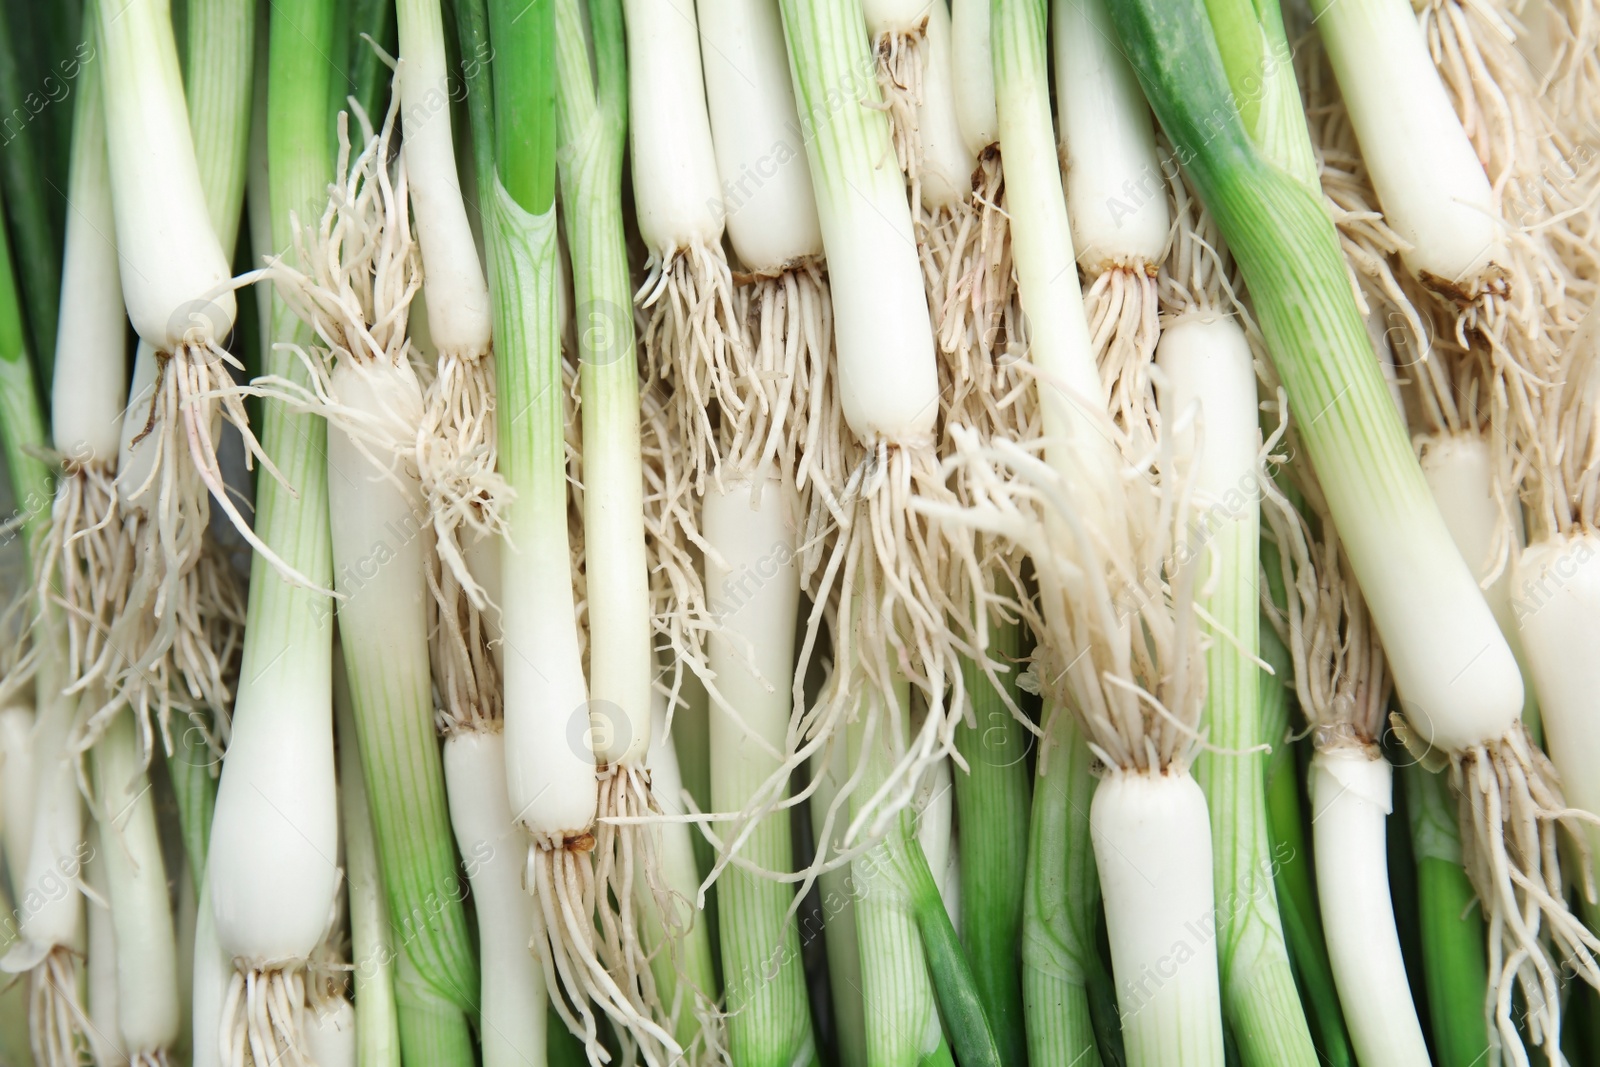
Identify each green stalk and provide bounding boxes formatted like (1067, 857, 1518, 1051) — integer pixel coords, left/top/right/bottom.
(709, 623, 813, 1062)
(453, 0, 494, 209)
(1405, 762, 1491, 1067)
(0, 2, 63, 390)
(952, 618, 1030, 1067)
(903, 833, 1001, 1067)
(1199, 0, 1316, 188)
(395, 954, 478, 1066)
(1021, 706, 1102, 1067)
(1189, 436, 1315, 1067)
(846, 676, 950, 1067)
(337, 646, 401, 1067)
(317, 0, 480, 1034)
(555, 0, 718, 1048)
(149, 0, 256, 894)
(186, 0, 255, 255)
(339, 559, 479, 1038)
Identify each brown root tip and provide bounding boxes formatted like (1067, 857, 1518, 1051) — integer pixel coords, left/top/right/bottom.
(566, 831, 596, 853)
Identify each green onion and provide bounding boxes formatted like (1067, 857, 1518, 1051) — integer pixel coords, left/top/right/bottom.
(204, 0, 341, 1058)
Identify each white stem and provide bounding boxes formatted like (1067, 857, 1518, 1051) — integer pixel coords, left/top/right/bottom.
(485, 187, 595, 832)
(624, 0, 725, 251)
(1310, 0, 1504, 291)
(993, 5, 1120, 499)
(1053, 0, 1168, 276)
(1310, 749, 1430, 1067)
(304, 997, 358, 1066)
(324, 360, 430, 705)
(95, 713, 180, 1054)
(0, 705, 34, 897)
(15, 694, 85, 954)
(706, 478, 798, 814)
(1092, 771, 1225, 1067)
(1156, 314, 1257, 495)
(950, 0, 997, 155)
(1418, 433, 1535, 720)
(206, 659, 338, 966)
(1513, 534, 1600, 876)
(862, 0, 929, 33)
(444, 731, 546, 1067)
(396, 0, 492, 359)
(918, 1, 978, 211)
(785, 2, 939, 444)
(52, 50, 126, 463)
(98, 0, 237, 351)
(700, 0, 823, 271)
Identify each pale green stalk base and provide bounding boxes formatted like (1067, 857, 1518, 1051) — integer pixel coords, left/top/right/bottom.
(848, 681, 941, 1067)
(717, 797, 813, 1064)
(395, 956, 476, 1067)
(1022, 708, 1101, 1067)
(1200, 0, 1316, 188)
(1196, 517, 1316, 1067)
(1024, 969, 1097, 1067)
(185, 0, 255, 250)
(336, 650, 400, 1067)
(952, 623, 1029, 1067)
(342, 639, 478, 1019)
(855, 886, 940, 1067)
